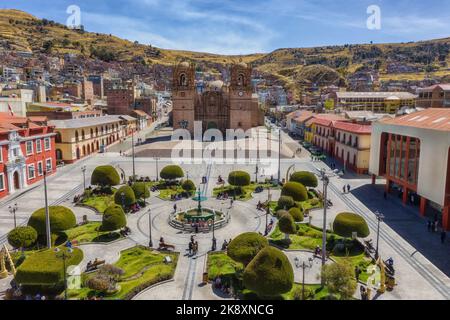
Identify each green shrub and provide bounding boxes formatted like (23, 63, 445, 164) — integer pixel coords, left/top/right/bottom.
(275, 210, 289, 219)
(333, 212, 370, 238)
(277, 196, 295, 210)
(131, 182, 150, 199)
(243, 247, 294, 297)
(227, 232, 268, 266)
(101, 205, 127, 231)
(7, 226, 38, 249)
(114, 186, 136, 207)
(288, 207, 304, 222)
(28, 206, 76, 236)
(181, 179, 196, 192)
(15, 247, 83, 288)
(160, 165, 184, 180)
(228, 171, 251, 187)
(278, 212, 296, 235)
(281, 182, 308, 202)
(91, 165, 120, 187)
(290, 171, 318, 188)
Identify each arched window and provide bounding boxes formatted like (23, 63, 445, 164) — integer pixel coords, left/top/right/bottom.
(55, 132, 62, 143)
(179, 73, 187, 86)
(90, 128, 94, 138)
(95, 127, 99, 136)
(237, 73, 245, 86)
(81, 130, 85, 140)
(75, 130, 79, 142)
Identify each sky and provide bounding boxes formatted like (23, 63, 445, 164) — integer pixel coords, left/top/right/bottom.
(2, 0, 450, 55)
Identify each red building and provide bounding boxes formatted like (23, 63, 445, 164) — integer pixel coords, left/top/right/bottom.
(0, 113, 56, 199)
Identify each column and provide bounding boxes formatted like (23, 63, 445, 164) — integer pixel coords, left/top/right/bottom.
(385, 179, 391, 193)
(402, 187, 408, 204)
(371, 174, 376, 185)
(419, 197, 427, 217)
(442, 207, 450, 231)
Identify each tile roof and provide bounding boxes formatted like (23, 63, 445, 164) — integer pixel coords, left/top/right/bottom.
(335, 91, 417, 99)
(334, 121, 372, 134)
(49, 115, 135, 129)
(417, 84, 450, 92)
(379, 108, 450, 131)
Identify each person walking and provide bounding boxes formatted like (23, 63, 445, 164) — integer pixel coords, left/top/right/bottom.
(188, 241, 193, 256)
(343, 186, 346, 194)
(441, 230, 447, 244)
(427, 220, 432, 232)
(347, 184, 351, 193)
(194, 241, 199, 255)
(173, 203, 177, 213)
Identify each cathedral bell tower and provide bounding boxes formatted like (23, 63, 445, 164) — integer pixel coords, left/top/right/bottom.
(229, 62, 253, 131)
(172, 61, 196, 134)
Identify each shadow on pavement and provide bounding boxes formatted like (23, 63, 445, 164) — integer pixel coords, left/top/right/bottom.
(351, 183, 450, 277)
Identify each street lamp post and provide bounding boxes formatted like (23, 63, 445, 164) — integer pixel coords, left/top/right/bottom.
(278, 129, 281, 183)
(44, 170, 51, 249)
(211, 211, 216, 251)
(375, 211, 384, 259)
(154, 157, 160, 181)
(8, 203, 18, 229)
(320, 169, 329, 268)
(148, 209, 153, 248)
(81, 165, 86, 191)
(121, 192, 125, 212)
(265, 187, 272, 235)
(55, 247, 73, 300)
(131, 131, 136, 182)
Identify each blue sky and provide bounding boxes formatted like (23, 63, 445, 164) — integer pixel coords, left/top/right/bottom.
(2, 0, 450, 54)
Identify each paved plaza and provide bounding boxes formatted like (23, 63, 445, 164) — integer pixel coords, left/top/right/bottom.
(1, 126, 449, 300)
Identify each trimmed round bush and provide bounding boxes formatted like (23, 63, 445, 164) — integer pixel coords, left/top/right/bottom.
(333, 212, 370, 238)
(277, 196, 295, 210)
(278, 212, 296, 235)
(181, 179, 196, 192)
(227, 232, 269, 266)
(243, 246, 294, 297)
(160, 165, 184, 180)
(114, 186, 136, 207)
(275, 209, 289, 219)
(281, 181, 308, 202)
(228, 171, 251, 187)
(7, 226, 38, 249)
(91, 165, 120, 187)
(131, 182, 150, 199)
(290, 171, 318, 188)
(28, 206, 76, 235)
(101, 205, 127, 231)
(288, 207, 304, 222)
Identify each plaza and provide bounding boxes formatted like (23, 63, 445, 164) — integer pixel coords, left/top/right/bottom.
(0, 122, 449, 301)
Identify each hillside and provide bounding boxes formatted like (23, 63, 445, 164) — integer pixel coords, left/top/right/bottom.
(1, 9, 449, 101)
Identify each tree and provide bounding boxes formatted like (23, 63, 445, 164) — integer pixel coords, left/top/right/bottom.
(160, 165, 184, 181)
(277, 196, 295, 210)
(321, 261, 357, 300)
(227, 232, 268, 266)
(114, 186, 136, 208)
(278, 212, 296, 240)
(131, 182, 150, 199)
(288, 207, 304, 222)
(281, 182, 308, 202)
(243, 247, 294, 297)
(290, 171, 318, 188)
(333, 212, 370, 238)
(181, 179, 196, 192)
(28, 206, 76, 236)
(7, 226, 38, 250)
(228, 171, 251, 187)
(91, 165, 120, 187)
(101, 205, 127, 232)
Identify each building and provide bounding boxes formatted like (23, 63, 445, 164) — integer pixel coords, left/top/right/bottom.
(130, 110, 150, 131)
(105, 80, 135, 115)
(310, 115, 346, 154)
(49, 115, 136, 163)
(286, 110, 314, 138)
(88, 75, 105, 99)
(0, 89, 34, 116)
(416, 84, 450, 108)
(0, 113, 56, 199)
(27, 102, 103, 120)
(369, 108, 450, 230)
(172, 61, 264, 134)
(329, 91, 417, 114)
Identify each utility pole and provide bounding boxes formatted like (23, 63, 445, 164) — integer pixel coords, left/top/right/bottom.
(131, 131, 136, 181)
(44, 170, 51, 249)
(375, 211, 384, 259)
(320, 169, 329, 268)
(278, 128, 281, 183)
(81, 165, 86, 191)
(148, 209, 153, 248)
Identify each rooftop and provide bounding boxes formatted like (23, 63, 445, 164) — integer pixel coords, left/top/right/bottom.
(334, 121, 372, 134)
(380, 108, 450, 131)
(49, 115, 136, 129)
(335, 91, 417, 100)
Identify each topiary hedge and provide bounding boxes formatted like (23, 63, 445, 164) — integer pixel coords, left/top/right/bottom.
(160, 165, 184, 181)
(114, 186, 136, 207)
(290, 171, 318, 188)
(181, 179, 196, 192)
(131, 182, 150, 199)
(7, 226, 38, 249)
(278, 212, 297, 235)
(281, 181, 308, 202)
(243, 246, 294, 297)
(277, 196, 295, 210)
(91, 165, 120, 187)
(28, 206, 76, 236)
(15, 247, 83, 289)
(227, 232, 268, 266)
(288, 207, 304, 222)
(228, 171, 251, 187)
(333, 212, 370, 238)
(101, 205, 127, 232)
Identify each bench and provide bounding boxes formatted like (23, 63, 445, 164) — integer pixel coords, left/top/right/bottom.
(86, 259, 106, 272)
(158, 242, 175, 251)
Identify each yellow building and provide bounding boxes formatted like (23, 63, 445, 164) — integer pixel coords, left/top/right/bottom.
(49, 115, 137, 163)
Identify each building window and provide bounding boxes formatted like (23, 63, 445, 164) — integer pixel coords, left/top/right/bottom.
(28, 164, 36, 180)
(0, 173, 4, 191)
(46, 158, 52, 172)
(44, 137, 51, 151)
(37, 161, 43, 176)
(36, 139, 42, 153)
(26, 141, 33, 155)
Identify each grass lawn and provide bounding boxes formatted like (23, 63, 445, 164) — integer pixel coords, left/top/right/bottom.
(82, 195, 114, 213)
(68, 246, 178, 300)
(65, 222, 123, 244)
(207, 252, 243, 281)
(213, 183, 279, 202)
(158, 187, 185, 200)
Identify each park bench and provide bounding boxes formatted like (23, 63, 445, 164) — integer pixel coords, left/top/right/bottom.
(85, 259, 106, 272)
(158, 242, 175, 251)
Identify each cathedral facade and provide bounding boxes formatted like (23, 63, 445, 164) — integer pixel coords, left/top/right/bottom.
(172, 61, 264, 136)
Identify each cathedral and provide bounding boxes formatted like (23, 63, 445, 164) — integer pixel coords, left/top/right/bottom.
(172, 61, 264, 136)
